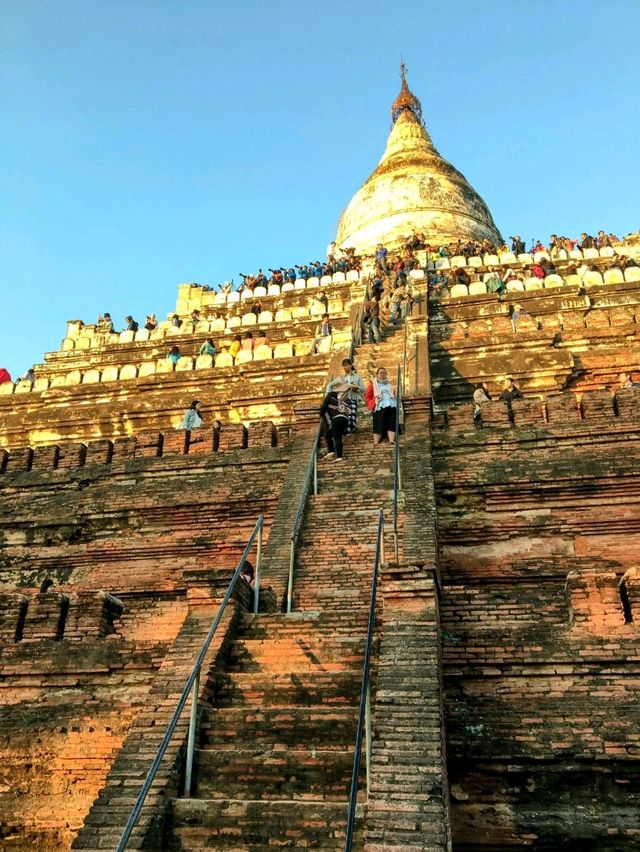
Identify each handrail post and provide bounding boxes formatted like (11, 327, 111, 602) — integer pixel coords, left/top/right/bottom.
(287, 539, 295, 614)
(313, 447, 318, 496)
(183, 670, 200, 797)
(253, 519, 263, 616)
(365, 686, 372, 799)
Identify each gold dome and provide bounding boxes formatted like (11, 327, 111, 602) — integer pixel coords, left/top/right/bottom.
(336, 67, 501, 254)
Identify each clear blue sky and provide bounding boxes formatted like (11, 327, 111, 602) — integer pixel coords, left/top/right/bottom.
(2, 0, 639, 378)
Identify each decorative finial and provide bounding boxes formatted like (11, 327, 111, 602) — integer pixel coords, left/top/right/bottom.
(391, 62, 423, 126)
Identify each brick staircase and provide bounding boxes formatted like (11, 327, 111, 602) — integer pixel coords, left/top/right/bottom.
(165, 430, 398, 850)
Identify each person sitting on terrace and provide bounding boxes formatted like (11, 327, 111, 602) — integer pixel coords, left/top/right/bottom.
(619, 372, 634, 390)
(199, 337, 217, 358)
(452, 267, 471, 287)
(429, 269, 449, 297)
(180, 400, 203, 430)
(240, 560, 255, 588)
(284, 267, 296, 283)
(530, 262, 546, 279)
(254, 270, 267, 287)
(437, 244, 450, 258)
(311, 313, 333, 353)
(405, 231, 424, 251)
(549, 234, 562, 254)
(621, 255, 638, 270)
(250, 299, 262, 317)
(313, 290, 329, 312)
(220, 280, 234, 294)
(269, 268, 284, 286)
(242, 331, 254, 352)
(0, 368, 12, 384)
(532, 240, 545, 254)
(579, 232, 595, 250)
(485, 267, 506, 297)
(473, 383, 492, 419)
(496, 242, 510, 258)
(510, 236, 526, 255)
(375, 243, 389, 274)
(97, 313, 115, 333)
(499, 377, 524, 403)
(229, 334, 243, 358)
(597, 230, 614, 250)
(144, 313, 157, 331)
(124, 315, 139, 332)
(254, 330, 270, 349)
(171, 314, 182, 328)
(167, 345, 181, 365)
(310, 260, 323, 278)
(540, 257, 557, 275)
(19, 367, 36, 383)
(502, 268, 524, 285)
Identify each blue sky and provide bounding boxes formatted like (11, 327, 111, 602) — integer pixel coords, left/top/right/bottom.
(2, 0, 639, 378)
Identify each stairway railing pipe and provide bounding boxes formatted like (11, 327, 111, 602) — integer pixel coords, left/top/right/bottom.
(287, 421, 322, 614)
(114, 514, 265, 852)
(344, 509, 384, 852)
(393, 366, 401, 561)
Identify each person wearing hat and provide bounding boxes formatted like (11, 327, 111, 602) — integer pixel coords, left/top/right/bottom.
(320, 382, 351, 461)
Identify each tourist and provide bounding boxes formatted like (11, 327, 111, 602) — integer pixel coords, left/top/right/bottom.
(327, 358, 365, 433)
(530, 262, 546, 279)
(390, 282, 413, 323)
(229, 334, 243, 358)
(239, 560, 255, 587)
(250, 299, 262, 317)
(510, 236, 526, 255)
(365, 367, 398, 446)
(320, 382, 351, 462)
(619, 372, 634, 390)
(0, 368, 12, 385)
(597, 230, 613, 249)
(452, 267, 471, 288)
(485, 267, 506, 297)
(180, 400, 203, 430)
(124, 315, 139, 332)
(375, 243, 389, 274)
(19, 368, 36, 383)
(97, 313, 115, 333)
(167, 345, 181, 365)
(254, 330, 270, 349)
(313, 290, 329, 312)
(473, 383, 492, 419)
(311, 313, 333, 353)
(363, 300, 381, 343)
(190, 309, 201, 326)
(579, 232, 595, 250)
(171, 314, 182, 328)
(199, 338, 217, 358)
(144, 313, 157, 331)
(429, 270, 449, 297)
(499, 378, 524, 403)
(242, 331, 254, 352)
(532, 240, 546, 254)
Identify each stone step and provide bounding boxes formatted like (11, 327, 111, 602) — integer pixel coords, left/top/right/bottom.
(212, 671, 361, 706)
(193, 746, 359, 801)
(167, 798, 364, 850)
(237, 612, 370, 636)
(200, 705, 358, 749)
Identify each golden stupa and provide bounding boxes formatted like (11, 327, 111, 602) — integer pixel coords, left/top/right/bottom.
(336, 65, 502, 253)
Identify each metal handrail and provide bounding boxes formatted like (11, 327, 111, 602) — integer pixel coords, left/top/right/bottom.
(115, 515, 265, 852)
(392, 366, 401, 561)
(344, 509, 384, 852)
(286, 421, 322, 613)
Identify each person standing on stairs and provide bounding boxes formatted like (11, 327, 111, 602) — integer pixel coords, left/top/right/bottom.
(326, 358, 365, 433)
(320, 383, 351, 461)
(365, 367, 398, 445)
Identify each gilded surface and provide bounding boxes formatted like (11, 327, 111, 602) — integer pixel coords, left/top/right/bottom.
(336, 109, 501, 254)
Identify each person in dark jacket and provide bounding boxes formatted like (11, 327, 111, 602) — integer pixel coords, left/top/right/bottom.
(499, 378, 524, 403)
(320, 383, 350, 461)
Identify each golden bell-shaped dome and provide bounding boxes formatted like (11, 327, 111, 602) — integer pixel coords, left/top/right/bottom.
(336, 66, 501, 254)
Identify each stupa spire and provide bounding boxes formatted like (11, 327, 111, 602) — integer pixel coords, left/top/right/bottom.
(391, 62, 423, 125)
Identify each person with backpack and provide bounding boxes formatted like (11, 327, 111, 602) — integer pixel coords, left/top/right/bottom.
(320, 383, 351, 461)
